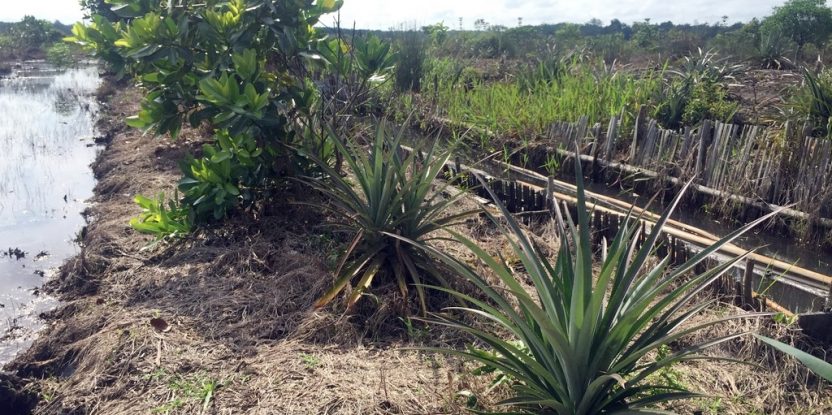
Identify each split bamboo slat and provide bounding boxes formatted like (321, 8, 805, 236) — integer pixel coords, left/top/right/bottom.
(439, 114, 832, 229)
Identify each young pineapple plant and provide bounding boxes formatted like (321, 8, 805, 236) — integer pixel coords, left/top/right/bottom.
(415, 159, 781, 414)
(304, 122, 475, 315)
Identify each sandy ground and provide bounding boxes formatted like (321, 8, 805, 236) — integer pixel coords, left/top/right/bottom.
(1, 81, 829, 414)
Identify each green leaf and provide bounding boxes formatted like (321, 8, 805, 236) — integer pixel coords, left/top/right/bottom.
(126, 115, 149, 129)
(232, 49, 258, 81)
(755, 335, 832, 382)
(317, 0, 343, 13)
(198, 77, 229, 105)
(210, 151, 232, 164)
(223, 183, 240, 196)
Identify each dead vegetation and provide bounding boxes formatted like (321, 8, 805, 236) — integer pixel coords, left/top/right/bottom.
(2, 83, 829, 414)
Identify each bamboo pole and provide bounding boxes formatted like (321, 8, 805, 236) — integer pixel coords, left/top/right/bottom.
(753, 293, 794, 317)
(408, 147, 832, 288)
(496, 162, 832, 287)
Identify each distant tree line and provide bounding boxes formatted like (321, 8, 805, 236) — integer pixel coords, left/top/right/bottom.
(321, 0, 832, 68)
(0, 16, 80, 64)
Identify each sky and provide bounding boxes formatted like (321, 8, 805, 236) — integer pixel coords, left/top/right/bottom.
(0, 0, 793, 28)
(0, 1, 85, 24)
(330, 0, 789, 30)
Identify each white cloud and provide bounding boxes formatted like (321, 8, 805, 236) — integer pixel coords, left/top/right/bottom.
(0, 0, 84, 23)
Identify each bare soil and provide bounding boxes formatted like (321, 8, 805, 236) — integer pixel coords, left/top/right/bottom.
(728, 69, 804, 125)
(2, 81, 829, 414)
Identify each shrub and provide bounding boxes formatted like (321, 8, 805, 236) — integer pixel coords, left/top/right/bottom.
(353, 35, 397, 81)
(654, 50, 741, 128)
(178, 130, 264, 221)
(756, 29, 793, 69)
(470, 33, 517, 59)
(69, 0, 344, 227)
(0, 35, 15, 61)
(305, 122, 474, 314)
(652, 79, 691, 130)
(395, 30, 425, 93)
(682, 80, 739, 125)
(65, 15, 126, 76)
(419, 160, 781, 413)
(317, 34, 396, 117)
(588, 33, 631, 64)
(46, 42, 80, 68)
(789, 68, 832, 137)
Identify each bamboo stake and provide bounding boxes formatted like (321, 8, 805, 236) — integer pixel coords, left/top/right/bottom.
(743, 260, 756, 309)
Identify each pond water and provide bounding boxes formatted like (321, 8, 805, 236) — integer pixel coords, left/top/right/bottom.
(0, 62, 101, 364)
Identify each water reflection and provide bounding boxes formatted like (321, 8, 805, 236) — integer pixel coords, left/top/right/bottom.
(0, 63, 100, 363)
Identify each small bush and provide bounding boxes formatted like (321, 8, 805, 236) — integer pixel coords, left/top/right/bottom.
(70, 0, 344, 236)
(46, 42, 80, 68)
(588, 33, 631, 64)
(756, 30, 793, 69)
(130, 193, 192, 245)
(682, 80, 739, 125)
(790, 68, 832, 137)
(653, 50, 741, 128)
(395, 30, 425, 93)
(470, 33, 517, 59)
(177, 130, 264, 222)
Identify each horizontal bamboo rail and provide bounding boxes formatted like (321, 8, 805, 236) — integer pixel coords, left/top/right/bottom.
(489, 158, 832, 288)
(544, 146, 832, 229)
(402, 145, 830, 315)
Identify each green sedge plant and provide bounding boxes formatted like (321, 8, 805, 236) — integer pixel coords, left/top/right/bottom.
(304, 121, 475, 315)
(754, 335, 832, 382)
(790, 68, 832, 137)
(413, 158, 782, 414)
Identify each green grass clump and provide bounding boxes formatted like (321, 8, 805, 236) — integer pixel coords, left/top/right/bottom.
(430, 62, 660, 138)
